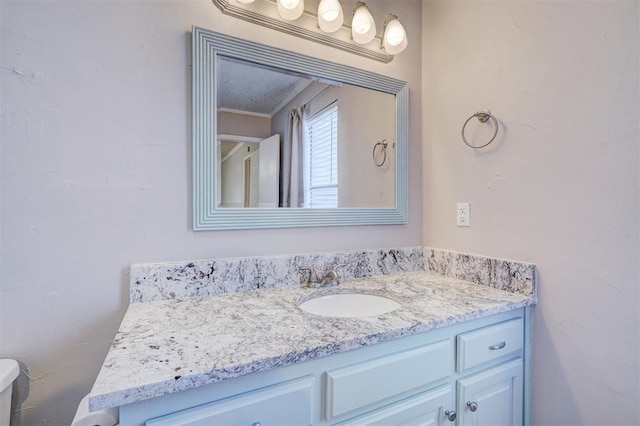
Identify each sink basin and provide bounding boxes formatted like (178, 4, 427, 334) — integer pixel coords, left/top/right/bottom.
(298, 293, 401, 318)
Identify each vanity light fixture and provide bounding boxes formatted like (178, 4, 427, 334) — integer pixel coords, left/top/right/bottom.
(277, 0, 304, 21)
(213, 0, 409, 62)
(351, 1, 376, 44)
(382, 14, 407, 54)
(317, 0, 343, 33)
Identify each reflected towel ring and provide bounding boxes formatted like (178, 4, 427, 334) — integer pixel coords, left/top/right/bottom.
(373, 139, 388, 166)
(461, 109, 499, 149)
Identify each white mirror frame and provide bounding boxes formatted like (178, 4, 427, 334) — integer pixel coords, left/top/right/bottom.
(192, 26, 408, 230)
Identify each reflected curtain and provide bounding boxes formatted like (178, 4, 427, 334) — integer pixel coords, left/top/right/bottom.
(280, 106, 305, 207)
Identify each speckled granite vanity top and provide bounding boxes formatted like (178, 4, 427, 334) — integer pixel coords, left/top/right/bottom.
(89, 247, 536, 411)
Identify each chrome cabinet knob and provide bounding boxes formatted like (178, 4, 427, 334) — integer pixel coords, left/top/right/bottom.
(467, 400, 478, 412)
(253, 423, 261, 426)
(444, 409, 457, 421)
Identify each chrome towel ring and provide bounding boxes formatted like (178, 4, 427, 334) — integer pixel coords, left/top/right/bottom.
(373, 139, 388, 166)
(461, 109, 498, 149)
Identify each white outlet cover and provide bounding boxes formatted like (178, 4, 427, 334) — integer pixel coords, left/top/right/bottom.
(457, 202, 470, 227)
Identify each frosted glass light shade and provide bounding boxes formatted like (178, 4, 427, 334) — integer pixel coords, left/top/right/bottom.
(351, 3, 375, 44)
(277, 0, 304, 20)
(383, 16, 407, 54)
(318, 0, 344, 33)
(235, 0, 255, 3)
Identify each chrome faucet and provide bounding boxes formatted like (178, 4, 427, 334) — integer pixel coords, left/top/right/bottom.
(300, 264, 347, 288)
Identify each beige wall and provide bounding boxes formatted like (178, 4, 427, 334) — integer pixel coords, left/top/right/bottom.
(338, 85, 396, 208)
(422, 1, 639, 424)
(218, 111, 271, 139)
(0, 1, 422, 424)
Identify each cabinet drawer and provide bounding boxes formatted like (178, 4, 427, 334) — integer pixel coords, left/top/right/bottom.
(146, 376, 313, 426)
(325, 340, 451, 420)
(456, 318, 523, 372)
(335, 385, 452, 426)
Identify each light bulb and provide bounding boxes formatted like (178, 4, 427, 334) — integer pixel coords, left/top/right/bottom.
(383, 15, 407, 54)
(322, 10, 339, 21)
(354, 21, 371, 34)
(352, 8, 371, 33)
(351, 3, 375, 44)
(386, 26, 403, 46)
(277, 0, 304, 20)
(318, 0, 343, 33)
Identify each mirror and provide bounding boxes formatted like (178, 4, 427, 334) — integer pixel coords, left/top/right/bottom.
(193, 27, 408, 230)
(217, 56, 396, 209)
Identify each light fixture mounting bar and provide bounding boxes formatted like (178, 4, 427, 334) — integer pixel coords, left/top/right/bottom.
(211, 0, 393, 63)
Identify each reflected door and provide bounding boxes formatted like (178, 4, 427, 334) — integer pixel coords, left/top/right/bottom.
(257, 134, 280, 208)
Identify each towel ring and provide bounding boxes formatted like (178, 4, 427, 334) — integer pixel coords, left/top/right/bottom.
(461, 110, 499, 149)
(373, 139, 388, 166)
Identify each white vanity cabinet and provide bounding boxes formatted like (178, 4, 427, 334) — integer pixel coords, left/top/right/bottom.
(119, 309, 531, 426)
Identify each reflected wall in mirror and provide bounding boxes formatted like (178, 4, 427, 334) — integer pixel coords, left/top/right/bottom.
(216, 56, 396, 209)
(193, 27, 408, 230)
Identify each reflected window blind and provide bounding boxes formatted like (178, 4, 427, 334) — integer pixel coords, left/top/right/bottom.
(306, 104, 338, 208)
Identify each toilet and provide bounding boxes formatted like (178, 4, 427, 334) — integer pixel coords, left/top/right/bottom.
(0, 359, 19, 426)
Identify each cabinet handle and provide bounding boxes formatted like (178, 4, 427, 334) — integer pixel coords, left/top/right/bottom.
(488, 341, 506, 350)
(467, 401, 478, 412)
(444, 409, 457, 421)
(253, 423, 261, 426)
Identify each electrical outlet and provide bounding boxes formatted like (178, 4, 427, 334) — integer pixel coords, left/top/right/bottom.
(457, 203, 470, 227)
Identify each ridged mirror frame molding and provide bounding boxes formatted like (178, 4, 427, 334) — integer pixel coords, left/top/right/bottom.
(192, 26, 409, 230)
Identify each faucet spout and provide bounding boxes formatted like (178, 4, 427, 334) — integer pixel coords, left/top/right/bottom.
(319, 263, 347, 287)
(300, 263, 347, 288)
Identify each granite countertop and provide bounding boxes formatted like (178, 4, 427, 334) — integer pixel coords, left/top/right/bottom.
(89, 270, 535, 411)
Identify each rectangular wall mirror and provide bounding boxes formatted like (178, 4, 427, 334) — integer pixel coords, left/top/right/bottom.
(193, 27, 408, 230)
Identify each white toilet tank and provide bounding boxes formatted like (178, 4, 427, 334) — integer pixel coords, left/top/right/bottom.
(0, 359, 19, 426)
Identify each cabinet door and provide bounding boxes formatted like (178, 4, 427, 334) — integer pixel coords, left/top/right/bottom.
(145, 376, 313, 426)
(456, 359, 523, 426)
(325, 340, 451, 420)
(335, 385, 454, 426)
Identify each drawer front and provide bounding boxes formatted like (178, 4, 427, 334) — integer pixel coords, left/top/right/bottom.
(146, 376, 313, 426)
(325, 340, 451, 420)
(335, 385, 453, 426)
(456, 318, 523, 372)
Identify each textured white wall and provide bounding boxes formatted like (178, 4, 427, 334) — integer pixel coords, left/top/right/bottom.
(0, 1, 422, 424)
(422, 1, 639, 424)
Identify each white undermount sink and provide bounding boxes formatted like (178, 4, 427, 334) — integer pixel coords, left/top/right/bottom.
(298, 293, 401, 318)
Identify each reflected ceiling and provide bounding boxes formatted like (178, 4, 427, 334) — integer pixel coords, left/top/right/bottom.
(217, 56, 312, 116)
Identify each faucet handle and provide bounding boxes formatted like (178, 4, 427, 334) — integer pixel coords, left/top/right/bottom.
(331, 263, 347, 275)
(299, 266, 318, 285)
(325, 263, 347, 285)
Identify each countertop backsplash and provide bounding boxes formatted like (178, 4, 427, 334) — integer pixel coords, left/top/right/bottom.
(129, 246, 535, 303)
(424, 247, 536, 300)
(129, 246, 425, 303)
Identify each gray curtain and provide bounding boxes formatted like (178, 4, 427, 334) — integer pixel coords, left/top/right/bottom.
(280, 107, 305, 207)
